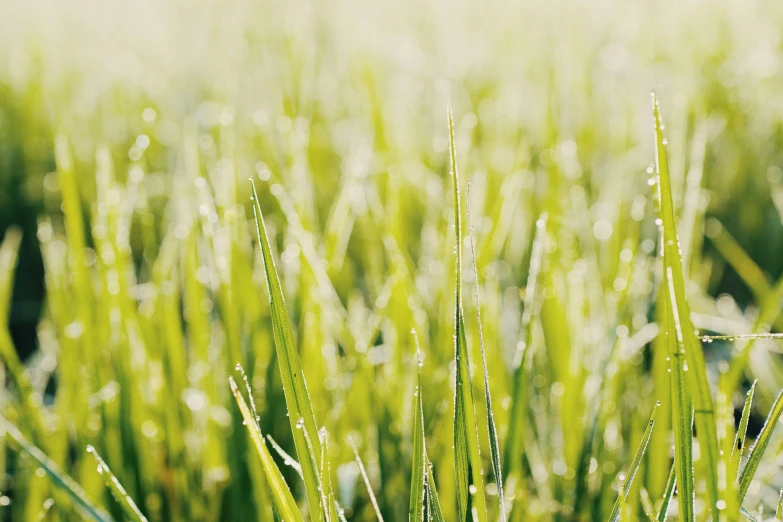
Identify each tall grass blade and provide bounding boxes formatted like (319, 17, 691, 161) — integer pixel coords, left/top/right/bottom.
(229, 376, 304, 522)
(652, 93, 719, 521)
(0, 416, 113, 522)
(86, 446, 149, 522)
(608, 402, 659, 522)
(466, 177, 506, 521)
(250, 178, 333, 521)
(448, 106, 488, 522)
(777, 489, 783, 520)
(737, 388, 783, 503)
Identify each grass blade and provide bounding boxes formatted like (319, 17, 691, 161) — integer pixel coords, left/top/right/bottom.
(351, 442, 384, 522)
(86, 446, 149, 522)
(656, 464, 676, 522)
(250, 178, 332, 521)
(0, 416, 113, 522)
(608, 402, 659, 522)
(448, 106, 488, 522)
(737, 388, 783, 503)
(730, 380, 757, 485)
(652, 93, 720, 521)
(426, 465, 446, 522)
(466, 177, 506, 521)
(409, 333, 427, 522)
(229, 377, 304, 522)
(777, 489, 782, 520)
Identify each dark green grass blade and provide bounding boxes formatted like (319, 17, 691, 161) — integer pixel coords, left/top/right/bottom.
(738, 388, 783, 503)
(609, 402, 659, 522)
(653, 93, 719, 521)
(86, 446, 149, 522)
(656, 464, 676, 522)
(409, 334, 427, 522)
(230, 377, 303, 522)
(448, 107, 488, 522)
(466, 177, 506, 521)
(250, 179, 331, 522)
(0, 416, 114, 522)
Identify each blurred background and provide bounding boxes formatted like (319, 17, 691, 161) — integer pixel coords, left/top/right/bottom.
(3, 0, 783, 519)
(2, 0, 783, 360)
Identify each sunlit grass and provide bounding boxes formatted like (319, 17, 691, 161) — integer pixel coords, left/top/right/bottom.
(4, 1, 783, 520)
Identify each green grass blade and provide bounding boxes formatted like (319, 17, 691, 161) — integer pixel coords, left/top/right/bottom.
(730, 380, 756, 485)
(448, 106, 487, 522)
(86, 446, 149, 522)
(608, 402, 659, 522)
(0, 416, 114, 522)
(737, 388, 783, 503)
(250, 178, 331, 521)
(776, 489, 782, 520)
(653, 93, 719, 521)
(426, 465, 446, 522)
(656, 464, 676, 522)
(466, 176, 506, 521)
(410, 333, 427, 522)
(229, 377, 304, 522)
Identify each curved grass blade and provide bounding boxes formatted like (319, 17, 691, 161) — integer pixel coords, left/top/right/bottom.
(738, 388, 783, 503)
(608, 402, 659, 522)
(448, 107, 487, 522)
(653, 93, 719, 521)
(86, 446, 149, 522)
(0, 416, 114, 522)
(230, 377, 304, 522)
(409, 333, 427, 522)
(466, 179, 506, 521)
(250, 179, 332, 521)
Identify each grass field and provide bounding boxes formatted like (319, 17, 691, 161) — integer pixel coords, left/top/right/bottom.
(4, 0, 783, 520)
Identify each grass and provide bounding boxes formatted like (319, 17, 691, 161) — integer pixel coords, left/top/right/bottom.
(5, 1, 783, 520)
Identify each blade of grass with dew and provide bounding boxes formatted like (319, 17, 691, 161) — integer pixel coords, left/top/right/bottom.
(730, 381, 756, 486)
(351, 442, 385, 522)
(466, 177, 506, 521)
(427, 464, 446, 522)
(410, 333, 427, 522)
(250, 178, 334, 522)
(448, 107, 488, 522)
(0, 416, 113, 522)
(608, 402, 659, 522)
(229, 376, 304, 522)
(86, 446, 149, 522)
(653, 93, 719, 521)
(737, 388, 783, 503)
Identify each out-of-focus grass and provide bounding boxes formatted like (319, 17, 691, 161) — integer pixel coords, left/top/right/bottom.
(3, 0, 783, 520)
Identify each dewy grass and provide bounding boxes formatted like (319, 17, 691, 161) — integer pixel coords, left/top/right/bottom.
(4, 74, 783, 522)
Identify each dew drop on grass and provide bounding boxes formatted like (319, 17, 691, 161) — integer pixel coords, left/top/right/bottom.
(469, 484, 478, 495)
